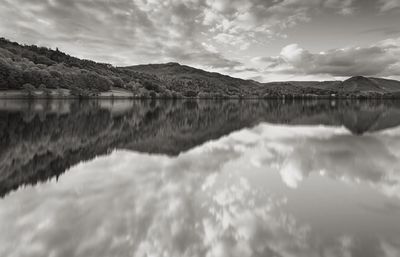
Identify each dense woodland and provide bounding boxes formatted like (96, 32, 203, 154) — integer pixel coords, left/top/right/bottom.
(2, 38, 400, 98)
(0, 38, 170, 97)
(0, 37, 266, 98)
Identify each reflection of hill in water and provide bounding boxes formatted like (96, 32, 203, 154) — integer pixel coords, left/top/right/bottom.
(1, 99, 400, 196)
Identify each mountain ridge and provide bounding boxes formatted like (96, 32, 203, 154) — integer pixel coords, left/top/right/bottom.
(2, 38, 400, 98)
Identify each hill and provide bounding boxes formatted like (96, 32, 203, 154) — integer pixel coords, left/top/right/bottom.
(123, 62, 263, 97)
(339, 76, 385, 92)
(2, 38, 400, 98)
(338, 76, 400, 93)
(0, 37, 270, 98)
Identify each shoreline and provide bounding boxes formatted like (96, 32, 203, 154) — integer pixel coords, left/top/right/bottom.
(2, 89, 400, 100)
(2, 96, 400, 100)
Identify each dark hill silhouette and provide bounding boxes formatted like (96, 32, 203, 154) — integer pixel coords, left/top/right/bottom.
(366, 77, 400, 92)
(340, 76, 385, 92)
(128, 62, 400, 98)
(125, 62, 262, 98)
(335, 76, 400, 93)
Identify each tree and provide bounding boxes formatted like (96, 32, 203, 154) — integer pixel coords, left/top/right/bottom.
(149, 91, 157, 98)
(143, 81, 160, 92)
(57, 87, 64, 97)
(184, 90, 198, 98)
(23, 83, 36, 97)
(39, 84, 52, 96)
(110, 76, 124, 88)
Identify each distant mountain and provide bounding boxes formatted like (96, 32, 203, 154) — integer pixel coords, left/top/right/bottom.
(338, 76, 400, 93)
(125, 63, 400, 98)
(126, 62, 255, 85)
(340, 76, 385, 92)
(1, 37, 400, 98)
(124, 62, 262, 97)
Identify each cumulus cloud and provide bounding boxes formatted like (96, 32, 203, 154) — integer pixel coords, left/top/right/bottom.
(0, 0, 244, 70)
(253, 37, 400, 80)
(1, 0, 400, 81)
(0, 0, 372, 74)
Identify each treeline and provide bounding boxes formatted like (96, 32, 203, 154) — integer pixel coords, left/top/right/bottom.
(0, 41, 112, 92)
(0, 38, 183, 97)
(2, 38, 400, 98)
(0, 38, 297, 98)
(1, 38, 251, 98)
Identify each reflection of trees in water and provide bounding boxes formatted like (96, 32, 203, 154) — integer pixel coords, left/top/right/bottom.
(1, 99, 400, 196)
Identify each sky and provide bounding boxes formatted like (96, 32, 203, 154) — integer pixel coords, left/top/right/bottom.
(1, 0, 400, 81)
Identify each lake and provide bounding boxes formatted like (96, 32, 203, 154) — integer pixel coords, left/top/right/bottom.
(1, 99, 400, 257)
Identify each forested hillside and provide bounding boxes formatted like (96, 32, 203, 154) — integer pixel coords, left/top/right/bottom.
(1, 38, 269, 98)
(0, 38, 287, 98)
(0, 38, 186, 97)
(2, 38, 400, 98)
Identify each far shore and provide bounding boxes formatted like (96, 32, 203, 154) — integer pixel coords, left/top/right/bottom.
(0, 88, 136, 99)
(2, 88, 400, 100)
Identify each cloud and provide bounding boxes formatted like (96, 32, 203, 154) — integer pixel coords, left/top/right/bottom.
(253, 37, 400, 79)
(0, 0, 367, 74)
(0, 0, 244, 70)
(203, 0, 315, 37)
(362, 26, 400, 36)
(379, 0, 400, 12)
(324, 0, 355, 15)
(1, 0, 399, 81)
(213, 33, 251, 50)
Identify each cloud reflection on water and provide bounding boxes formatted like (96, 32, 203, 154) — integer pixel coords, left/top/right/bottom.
(1, 123, 400, 257)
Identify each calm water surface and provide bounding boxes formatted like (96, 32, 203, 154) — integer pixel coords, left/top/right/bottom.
(1, 99, 400, 257)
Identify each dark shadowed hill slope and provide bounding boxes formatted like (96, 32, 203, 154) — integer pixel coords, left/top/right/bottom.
(126, 62, 255, 86)
(124, 62, 263, 98)
(263, 76, 400, 97)
(288, 81, 343, 90)
(368, 77, 400, 92)
(339, 76, 386, 92)
(128, 63, 340, 97)
(338, 76, 400, 93)
(130, 61, 400, 98)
